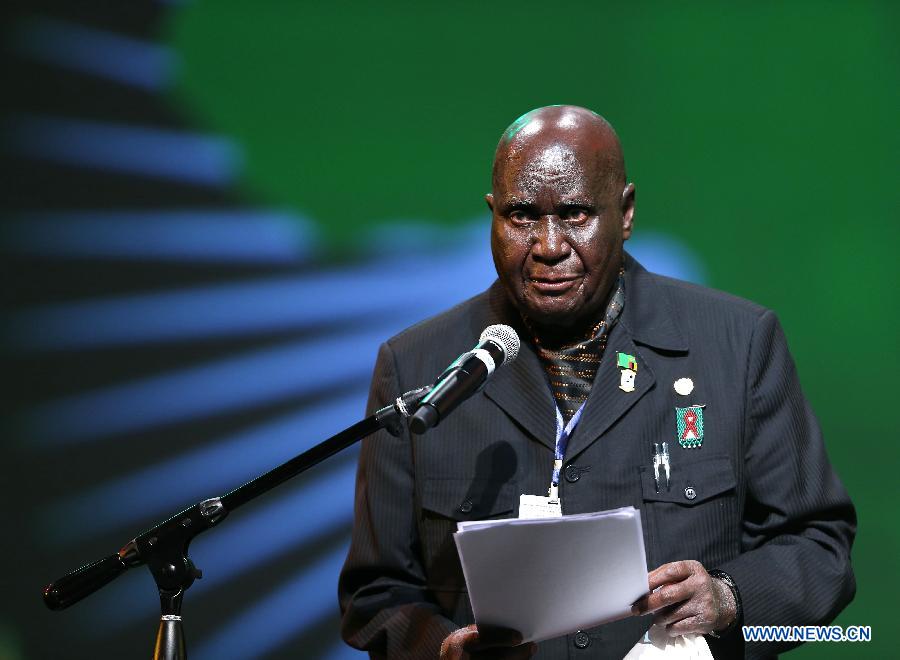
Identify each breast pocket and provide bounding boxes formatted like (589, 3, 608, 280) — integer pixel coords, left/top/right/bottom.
(418, 477, 518, 591)
(639, 454, 740, 569)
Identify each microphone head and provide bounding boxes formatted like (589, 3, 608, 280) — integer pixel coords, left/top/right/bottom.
(479, 324, 520, 366)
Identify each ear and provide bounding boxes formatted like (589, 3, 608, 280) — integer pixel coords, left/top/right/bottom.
(621, 183, 635, 240)
(485, 193, 495, 212)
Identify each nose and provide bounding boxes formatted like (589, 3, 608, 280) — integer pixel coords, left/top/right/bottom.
(531, 215, 571, 263)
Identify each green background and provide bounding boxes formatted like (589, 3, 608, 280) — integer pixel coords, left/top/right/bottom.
(167, 1, 897, 655)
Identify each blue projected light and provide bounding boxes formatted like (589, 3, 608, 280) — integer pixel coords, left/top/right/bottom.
(626, 231, 707, 283)
(320, 640, 368, 660)
(4, 225, 703, 354)
(2, 209, 314, 263)
(191, 548, 355, 660)
(11, 16, 175, 91)
(18, 323, 411, 446)
(80, 462, 358, 632)
(4, 115, 239, 185)
(14, 233, 705, 447)
(5, 242, 497, 352)
(43, 389, 368, 541)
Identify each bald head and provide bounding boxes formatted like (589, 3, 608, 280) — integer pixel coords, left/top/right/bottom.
(493, 105, 626, 192)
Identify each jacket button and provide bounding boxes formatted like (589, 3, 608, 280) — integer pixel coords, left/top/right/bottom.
(564, 465, 581, 483)
(684, 486, 697, 500)
(574, 630, 591, 648)
(459, 499, 473, 513)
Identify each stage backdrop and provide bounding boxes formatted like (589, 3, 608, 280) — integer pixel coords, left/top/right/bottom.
(2, 1, 896, 658)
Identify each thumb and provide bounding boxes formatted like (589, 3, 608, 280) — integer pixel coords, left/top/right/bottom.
(441, 625, 479, 659)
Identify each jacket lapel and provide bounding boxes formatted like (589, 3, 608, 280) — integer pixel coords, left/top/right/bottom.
(564, 325, 655, 460)
(483, 339, 557, 452)
(479, 282, 557, 451)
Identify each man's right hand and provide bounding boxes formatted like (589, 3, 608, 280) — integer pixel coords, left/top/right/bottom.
(440, 624, 537, 659)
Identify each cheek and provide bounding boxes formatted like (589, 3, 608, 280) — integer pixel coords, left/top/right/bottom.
(573, 221, 620, 270)
(491, 224, 530, 273)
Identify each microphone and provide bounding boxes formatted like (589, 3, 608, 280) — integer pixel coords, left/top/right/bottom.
(409, 324, 520, 434)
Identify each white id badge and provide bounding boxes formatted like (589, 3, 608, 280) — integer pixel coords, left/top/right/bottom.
(518, 494, 563, 519)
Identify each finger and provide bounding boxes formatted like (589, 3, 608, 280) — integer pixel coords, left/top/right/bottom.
(653, 573, 713, 625)
(652, 599, 697, 627)
(632, 578, 695, 615)
(631, 593, 651, 615)
(633, 561, 701, 614)
(666, 614, 714, 637)
(647, 560, 697, 591)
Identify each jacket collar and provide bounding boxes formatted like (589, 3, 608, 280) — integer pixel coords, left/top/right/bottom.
(619, 252, 688, 352)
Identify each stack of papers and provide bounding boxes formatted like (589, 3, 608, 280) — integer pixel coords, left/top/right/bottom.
(454, 506, 649, 643)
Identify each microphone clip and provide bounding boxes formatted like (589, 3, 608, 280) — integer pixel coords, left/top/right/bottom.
(374, 385, 433, 437)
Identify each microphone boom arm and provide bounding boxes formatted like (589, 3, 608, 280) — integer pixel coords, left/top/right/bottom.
(42, 385, 431, 659)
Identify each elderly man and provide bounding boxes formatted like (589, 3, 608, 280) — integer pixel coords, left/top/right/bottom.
(338, 106, 855, 659)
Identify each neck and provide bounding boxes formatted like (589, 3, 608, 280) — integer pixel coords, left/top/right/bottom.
(526, 315, 602, 350)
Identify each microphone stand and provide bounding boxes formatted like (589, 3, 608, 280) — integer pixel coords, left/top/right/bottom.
(41, 386, 431, 660)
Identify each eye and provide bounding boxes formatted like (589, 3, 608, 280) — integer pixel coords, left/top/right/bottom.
(509, 210, 534, 226)
(562, 208, 590, 225)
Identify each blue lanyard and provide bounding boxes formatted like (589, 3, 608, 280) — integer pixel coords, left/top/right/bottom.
(551, 402, 586, 487)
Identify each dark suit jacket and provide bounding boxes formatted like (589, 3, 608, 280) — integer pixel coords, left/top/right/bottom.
(339, 254, 856, 659)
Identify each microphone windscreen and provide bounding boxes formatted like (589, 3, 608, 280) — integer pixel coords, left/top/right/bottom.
(479, 324, 520, 365)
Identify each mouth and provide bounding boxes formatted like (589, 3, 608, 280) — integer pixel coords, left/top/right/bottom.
(528, 274, 582, 294)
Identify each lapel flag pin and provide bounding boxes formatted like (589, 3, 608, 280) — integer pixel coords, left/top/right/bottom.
(617, 352, 637, 393)
(674, 378, 694, 396)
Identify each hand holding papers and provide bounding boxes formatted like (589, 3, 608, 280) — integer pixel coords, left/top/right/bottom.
(453, 506, 649, 644)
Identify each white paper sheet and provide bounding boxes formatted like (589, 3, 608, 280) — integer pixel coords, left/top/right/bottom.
(454, 506, 649, 643)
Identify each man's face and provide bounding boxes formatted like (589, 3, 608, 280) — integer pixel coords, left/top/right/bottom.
(488, 138, 634, 331)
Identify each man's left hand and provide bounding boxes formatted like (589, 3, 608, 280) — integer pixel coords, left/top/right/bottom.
(630, 560, 736, 636)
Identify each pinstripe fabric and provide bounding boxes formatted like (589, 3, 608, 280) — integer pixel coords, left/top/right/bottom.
(338, 253, 855, 660)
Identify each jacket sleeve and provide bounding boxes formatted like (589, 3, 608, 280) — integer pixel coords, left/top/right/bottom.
(718, 310, 856, 655)
(339, 341, 457, 658)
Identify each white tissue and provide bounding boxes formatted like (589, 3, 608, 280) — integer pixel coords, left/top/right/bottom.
(623, 625, 714, 660)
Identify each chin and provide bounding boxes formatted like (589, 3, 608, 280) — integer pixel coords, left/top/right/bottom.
(523, 302, 582, 329)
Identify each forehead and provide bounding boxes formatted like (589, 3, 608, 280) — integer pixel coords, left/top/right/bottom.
(517, 143, 582, 181)
(498, 141, 599, 199)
